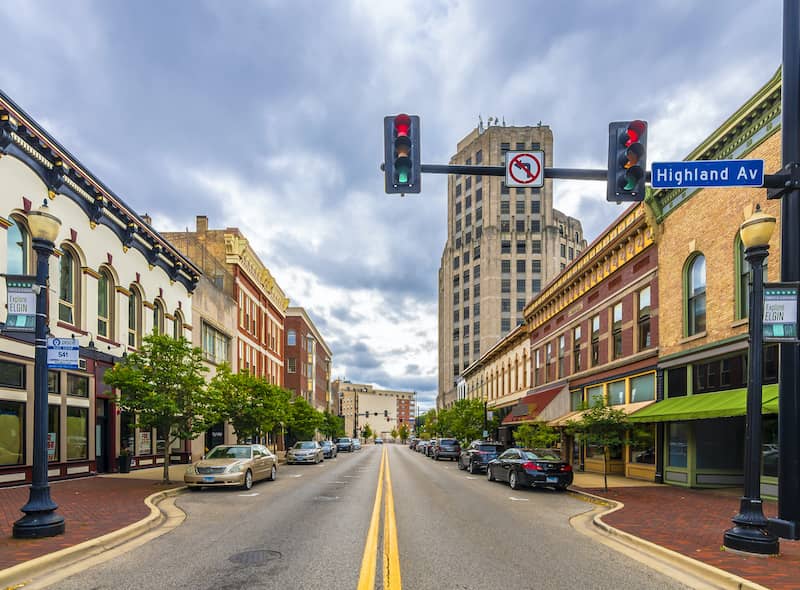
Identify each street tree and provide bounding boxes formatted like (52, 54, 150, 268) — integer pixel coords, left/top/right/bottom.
(321, 410, 345, 440)
(567, 402, 630, 491)
(398, 423, 410, 443)
(390, 427, 398, 441)
(104, 334, 211, 484)
(361, 423, 374, 441)
(448, 398, 486, 443)
(287, 397, 324, 441)
(512, 422, 560, 450)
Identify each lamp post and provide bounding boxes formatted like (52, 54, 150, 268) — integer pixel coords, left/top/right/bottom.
(13, 200, 65, 538)
(723, 204, 779, 555)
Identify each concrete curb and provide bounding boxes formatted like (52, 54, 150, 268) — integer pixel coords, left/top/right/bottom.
(568, 488, 772, 590)
(0, 486, 186, 590)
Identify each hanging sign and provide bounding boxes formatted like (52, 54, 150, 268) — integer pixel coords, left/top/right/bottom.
(764, 282, 800, 342)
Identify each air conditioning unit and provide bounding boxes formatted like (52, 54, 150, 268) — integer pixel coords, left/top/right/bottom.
(78, 359, 87, 371)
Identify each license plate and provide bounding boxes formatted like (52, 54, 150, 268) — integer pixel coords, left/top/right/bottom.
(203, 476, 215, 483)
(546, 476, 558, 484)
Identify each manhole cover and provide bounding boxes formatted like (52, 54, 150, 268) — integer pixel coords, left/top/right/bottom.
(228, 549, 282, 566)
(313, 495, 340, 501)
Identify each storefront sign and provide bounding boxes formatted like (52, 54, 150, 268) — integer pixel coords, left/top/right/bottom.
(47, 432, 57, 460)
(139, 431, 151, 455)
(764, 282, 800, 342)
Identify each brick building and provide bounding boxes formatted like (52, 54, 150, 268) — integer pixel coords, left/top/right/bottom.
(284, 307, 332, 412)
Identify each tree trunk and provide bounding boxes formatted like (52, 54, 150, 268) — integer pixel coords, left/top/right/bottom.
(162, 432, 175, 484)
(603, 446, 609, 492)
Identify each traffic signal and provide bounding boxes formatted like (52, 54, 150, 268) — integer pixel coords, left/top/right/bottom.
(384, 409, 388, 417)
(607, 120, 647, 202)
(384, 114, 421, 194)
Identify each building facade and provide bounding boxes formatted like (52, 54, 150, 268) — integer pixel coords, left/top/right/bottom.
(284, 307, 332, 412)
(333, 380, 415, 440)
(437, 124, 586, 409)
(0, 90, 201, 485)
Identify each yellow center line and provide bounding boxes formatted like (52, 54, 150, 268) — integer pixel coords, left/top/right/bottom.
(382, 449, 402, 590)
(357, 446, 387, 590)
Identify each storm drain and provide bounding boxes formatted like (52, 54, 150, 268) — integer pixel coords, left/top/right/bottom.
(313, 495, 340, 501)
(228, 549, 282, 566)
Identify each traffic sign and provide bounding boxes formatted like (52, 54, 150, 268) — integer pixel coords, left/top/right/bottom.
(47, 337, 80, 369)
(651, 159, 764, 189)
(505, 151, 544, 188)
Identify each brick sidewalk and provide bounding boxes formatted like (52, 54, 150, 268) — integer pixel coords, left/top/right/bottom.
(0, 477, 180, 571)
(578, 485, 800, 590)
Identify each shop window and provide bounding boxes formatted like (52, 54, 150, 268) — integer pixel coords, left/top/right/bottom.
(66, 406, 88, 460)
(630, 373, 655, 402)
(0, 400, 24, 465)
(637, 286, 651, 350)
(668, 422, 689, 468)
(67, 374, 89, 398)
(667, 367, 687, 398)
(686, 254, 706, 336)
(694, 352, 747, 394)
(762, 416, 779, 478)
(608, 380, 625, 405)
(763, 344, 779, 384)
(629, 424, 656, 465)
(570, 389, 582, 411)
(586, 384, 604, 407)
(0, 360, 25, 389)
(48, 405, 60, 462)
(48, 371, 60, 393)
(696, 418, 744, 469)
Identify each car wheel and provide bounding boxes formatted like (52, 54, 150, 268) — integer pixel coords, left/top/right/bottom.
(509, 471, 519, 490)
(556, 483, 568, 492)
(487, 466, 495, 481)
(269, 465, 277, 481)
(188, 486, 202, 492)
(457, 459, 466, 470)
(243, 470, 253, 490)
(467, 461, 474, 474)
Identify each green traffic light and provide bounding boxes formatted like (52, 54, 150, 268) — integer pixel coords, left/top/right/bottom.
(398, 168, 409, 183)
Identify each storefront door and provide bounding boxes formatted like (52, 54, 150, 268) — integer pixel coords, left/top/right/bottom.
(95, 399, 109, 473)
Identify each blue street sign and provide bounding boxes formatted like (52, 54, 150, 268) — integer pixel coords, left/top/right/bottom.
(651, 159, 764, 189)
(47, 337, 80, 369)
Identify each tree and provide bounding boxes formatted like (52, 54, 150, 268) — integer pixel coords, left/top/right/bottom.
(513, 422, 560, 450)
(390, 427, 398, 441)
(448, 398, 486, 444)
(104, 334, 211, 484)
(567, 402, 630, 491)
(207, 365, 290, 446)
(321, 410, 345, 440)
(287, 397, 324, 441)
(398, 423, 410, 443)
(361, 423, 374, 441)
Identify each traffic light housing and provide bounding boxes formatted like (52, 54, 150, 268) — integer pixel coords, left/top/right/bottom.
(607, 120, 647, 202)
(384, 114, 421, 194)
(384, 409, 388, 417)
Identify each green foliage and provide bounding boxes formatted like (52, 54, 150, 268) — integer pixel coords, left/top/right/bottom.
(398, 423, 410, 443)
(321, 410, 345, 439)
(390, 428, 398, 440)
(513, 422, 560, 449)
(566, 401, 630, 490)
(207, 364, 290, 443)
(361, 423, 374, 441)
(448, 398, 487, 444)
(104, 334, 211, 483)
(287, 397, 324, 440)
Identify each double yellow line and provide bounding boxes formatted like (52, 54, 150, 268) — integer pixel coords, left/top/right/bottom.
(357, 446, 402, 590)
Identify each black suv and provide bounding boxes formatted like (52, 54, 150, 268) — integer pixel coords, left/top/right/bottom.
(458, 441, 504, 473)
(433, 438, 461, 461)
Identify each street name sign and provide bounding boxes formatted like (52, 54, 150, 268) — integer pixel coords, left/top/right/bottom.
(505, 151, 544, 188)
(47, 337, 80, 369)
(651, 159, 764, 189)
(764, 283, 799, 342)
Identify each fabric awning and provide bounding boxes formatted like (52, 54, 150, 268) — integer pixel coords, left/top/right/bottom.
(501, 385, 564, 425)
(547, 399, 656, 427)
(628, 383, 779, 423)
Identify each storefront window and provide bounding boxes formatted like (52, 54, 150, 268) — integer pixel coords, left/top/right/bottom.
(570, 389, 583, 411)
(0, 360, 25, 389)
(0, 401, 24, 465)
(762, 416, 779, 478)
(667, 367, 687, 398)
(48, 405, 60, 462)
(696, 417, 744, 470)
(48, 371, 60, 394)
(586, 385, 604, 407)
(608, 381, 625, 405)
(67, 406, 88, 460)
(67, 374, 89, 397)
(120, 411, 136, 455)
(139, 429, 152, 455)
(668, 422, 689, 468)
(630, 373, 655, 402)
(629, 424, 656, 464)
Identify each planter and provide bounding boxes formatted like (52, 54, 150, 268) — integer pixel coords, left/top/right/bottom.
(118, 455, 131, 473)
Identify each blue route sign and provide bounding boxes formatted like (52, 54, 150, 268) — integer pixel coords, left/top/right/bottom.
(651, 159, 764, 189)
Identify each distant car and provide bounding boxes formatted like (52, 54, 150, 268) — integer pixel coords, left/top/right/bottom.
(417, 440, 430, 454)
(353, 438, 362, 451)
(184, 444, 277, 490)
(375, 438, 383, 444)
(287, 441, 324, 464)
(486, 448, 573, 491)
(335, 437, 354, 452)
(426, 439, 439, 457)
(409, 439, 419, 451)
(433, 438, 461, 461)
(321, 440, 338, 459)
(458, 441, 504, 473)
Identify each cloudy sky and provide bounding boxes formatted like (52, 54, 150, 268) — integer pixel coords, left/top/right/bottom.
(0, 1, 783, 410)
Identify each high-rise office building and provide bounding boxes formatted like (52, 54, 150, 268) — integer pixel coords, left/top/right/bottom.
(437, 124, 587, 409)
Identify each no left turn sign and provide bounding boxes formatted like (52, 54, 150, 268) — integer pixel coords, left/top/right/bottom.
(505, 151, 544, 188)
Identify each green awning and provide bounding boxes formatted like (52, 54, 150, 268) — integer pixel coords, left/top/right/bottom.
(628, 383, 779, 422)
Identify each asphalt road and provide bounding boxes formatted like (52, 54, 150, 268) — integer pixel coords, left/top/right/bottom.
(52, 444, 688, 590)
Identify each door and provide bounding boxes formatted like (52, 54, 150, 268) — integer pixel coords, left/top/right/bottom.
(95, 399, 109, 473)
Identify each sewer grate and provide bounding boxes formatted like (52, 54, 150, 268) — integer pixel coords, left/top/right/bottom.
(313, 495, 340, 501)
(228, 549, 282, 566)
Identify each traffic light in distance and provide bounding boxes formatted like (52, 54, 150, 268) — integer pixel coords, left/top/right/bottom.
(607, 120, 647, 202)
(384, 114, 421, 194)
(384, 409, 388, 417)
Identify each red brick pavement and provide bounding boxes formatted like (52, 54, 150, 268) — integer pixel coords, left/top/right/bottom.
(578, 486, 800, 590)
(0, 477, 180, 571)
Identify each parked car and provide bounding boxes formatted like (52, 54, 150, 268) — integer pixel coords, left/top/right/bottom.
(335, 437, 354, 452)
(433, 438, 461, 461)
(352, 438, 362, 451)
(458, 441, 504, 473)
(416, 440, 429, 454)
(287, 441, 324, 464)
(426, 439, 439, 457)
(486, 448, 573, 491)
(321, 440, 338, 459)
(409, 439, 419, 451)
(184, 444, 277, 490)
(375, 438, 383, 444)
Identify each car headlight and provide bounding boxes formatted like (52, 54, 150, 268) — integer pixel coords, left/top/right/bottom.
(185, 465, 197, 475)
(227, 464, 244, 473)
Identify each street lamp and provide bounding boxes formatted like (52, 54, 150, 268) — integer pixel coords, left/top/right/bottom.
(14, 199, 65, 538)
(723, 204, 779, 555)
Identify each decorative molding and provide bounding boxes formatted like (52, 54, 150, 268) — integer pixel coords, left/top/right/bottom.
(0, 216, 12, 229)
(224, 233, 290, 311)
(81, 267, 101, 279)
(142, 301, 155, 310)
(115, 285, 132, 297)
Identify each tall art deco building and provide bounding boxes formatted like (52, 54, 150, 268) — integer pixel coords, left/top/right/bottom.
(437, 124, 587, 409)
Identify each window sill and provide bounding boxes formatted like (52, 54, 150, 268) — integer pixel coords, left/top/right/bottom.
(679, 331, 707, 345)
(57, 321, 88, 335)
(96, 335, 120, 347)
(731, 318, 749, 329)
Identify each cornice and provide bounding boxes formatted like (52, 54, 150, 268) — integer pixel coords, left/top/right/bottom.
(224, 233, 289, 312)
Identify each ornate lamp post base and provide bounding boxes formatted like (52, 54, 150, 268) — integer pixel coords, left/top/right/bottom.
(13, 510, 65, 538)
(724, 497, 779, 554)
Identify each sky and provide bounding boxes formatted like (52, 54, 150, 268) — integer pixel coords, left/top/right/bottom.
(0, 1, 783, 411)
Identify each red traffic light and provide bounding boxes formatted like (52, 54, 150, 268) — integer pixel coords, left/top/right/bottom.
(624, 120, 647, 147)
(394, 114, 411, 137)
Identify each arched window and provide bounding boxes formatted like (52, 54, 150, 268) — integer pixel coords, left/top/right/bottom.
(173, 310, 184, 340)
(153, 300, 165, 335)
(6, 217, 29, 275)
(687, 254, 707, 336)
(58, 247, 79, 325)
(128, 286, 142, 348)
(97, 269, 114, 339)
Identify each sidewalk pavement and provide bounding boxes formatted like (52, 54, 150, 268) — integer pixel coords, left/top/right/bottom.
(0, 466, 798, 589)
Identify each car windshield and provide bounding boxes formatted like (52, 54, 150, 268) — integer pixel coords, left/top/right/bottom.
(525, 449, 562, 461)
(440, 439, 457, 445)
(321, 441, 331, 447)
(337, 438, 350, 443)
(294, 442, 317, 449)
(206, 446, 251, 459)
